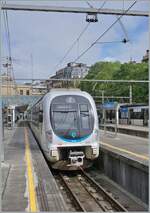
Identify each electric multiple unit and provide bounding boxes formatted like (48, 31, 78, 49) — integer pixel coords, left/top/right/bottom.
(27, 89, 100, 170)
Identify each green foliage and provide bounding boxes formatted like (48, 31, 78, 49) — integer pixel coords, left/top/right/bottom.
(80, 61, 148, 104)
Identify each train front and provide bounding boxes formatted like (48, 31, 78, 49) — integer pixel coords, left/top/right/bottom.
(46, 92, 100, 170)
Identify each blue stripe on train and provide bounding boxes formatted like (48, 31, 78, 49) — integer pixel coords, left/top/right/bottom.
(58, 134, 91, 143)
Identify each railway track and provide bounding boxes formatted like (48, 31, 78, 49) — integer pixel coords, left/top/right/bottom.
(57, 168, 127, 212)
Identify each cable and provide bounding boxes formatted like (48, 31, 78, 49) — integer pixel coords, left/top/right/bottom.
(117, 17, 129, 41)
(73, 1, 137, 63)
(54, 23, 90, 70)
(95, 39, 129, 44)
(86, 1, 106, 10)
(86, 1, 94, 8)
(3, 8, 17, 93)
(3, 11, 9, 58)
(98, 1, 107, 10)
(5, 11, 12, 60)
(54, 0, 107, 70)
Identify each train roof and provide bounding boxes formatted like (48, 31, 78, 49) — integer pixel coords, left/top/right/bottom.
(27, 88, 93, 110)
(49, 88, 81, 92)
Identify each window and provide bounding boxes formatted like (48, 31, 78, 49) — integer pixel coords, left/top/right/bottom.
(26, 90, 30, 95)
(20, 90, 23, 95)
(50, 95, 94, 139)
(52, 104, 77, 130)
(80, 104, 90, 129)
(53, 110, 77, 130)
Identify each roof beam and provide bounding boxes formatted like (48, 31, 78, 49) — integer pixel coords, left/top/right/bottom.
(1, 4, 148, 17)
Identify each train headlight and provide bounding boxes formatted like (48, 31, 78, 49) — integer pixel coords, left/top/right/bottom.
(92, 147, 98, 155)
(46, 130, 52, 141)
(51, 150, 58, 157)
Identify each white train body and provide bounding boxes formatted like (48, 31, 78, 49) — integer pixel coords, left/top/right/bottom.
(28, 89, 99, 170)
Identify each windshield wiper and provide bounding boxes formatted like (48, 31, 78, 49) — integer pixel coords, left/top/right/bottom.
(80, 112, 89, 116)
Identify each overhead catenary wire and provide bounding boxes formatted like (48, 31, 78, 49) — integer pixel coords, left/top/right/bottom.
(54, 23, 90, 69)
(95, 39, 129, 44)
(117, 17, 130, 41)
(86, 0, 106, 10)
(73, 0, 137, 63)
(54, 0, 107, 70)
(3, 8, 17, 91)
(3, 11, 11, 59)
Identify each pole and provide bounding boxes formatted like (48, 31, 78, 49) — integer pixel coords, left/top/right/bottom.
(102, 90, 104, 124)
(0, 85, 4, 162)
(31, 54, 33, 95)
(129, 84, 132, 104)
(115, 104, 119, 137)
(0, 8, 4, 162)
(104, 109, 106, 135)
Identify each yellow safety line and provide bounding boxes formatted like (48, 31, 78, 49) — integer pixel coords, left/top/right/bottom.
(24, 127, 38, 212)
(101, 142, 149, 161)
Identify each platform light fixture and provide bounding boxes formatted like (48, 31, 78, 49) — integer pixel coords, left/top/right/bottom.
(86, 13, 98, 22)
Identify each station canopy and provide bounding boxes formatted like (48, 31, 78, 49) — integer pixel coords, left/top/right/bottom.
(102, 101, 118, 110)
(1, 95, 42, 108)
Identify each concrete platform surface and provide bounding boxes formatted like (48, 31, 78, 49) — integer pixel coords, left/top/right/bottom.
(102, 124, 148, 132)
(2, 122, 67, 212)
(100, 130, 149, 166)
(100, 124, 148, 138)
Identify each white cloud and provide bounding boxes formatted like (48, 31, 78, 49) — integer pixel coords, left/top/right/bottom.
(103, 57, 117, 62)
(2, 0, 149, 80)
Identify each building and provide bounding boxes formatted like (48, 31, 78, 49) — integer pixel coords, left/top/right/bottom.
(1, 73, 47, 96)
(31, 81, 47, 95)
(142, 50, 149, 62)
(68, 62, 89, 79)
(47, 62, 89, 89)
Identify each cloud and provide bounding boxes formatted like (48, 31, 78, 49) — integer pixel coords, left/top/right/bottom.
(2, 0, 149, 80)
(103, 57, 117, 62)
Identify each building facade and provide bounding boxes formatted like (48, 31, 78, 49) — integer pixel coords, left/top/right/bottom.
(1, 74, 47, 96)
(47, 62, 89, 89)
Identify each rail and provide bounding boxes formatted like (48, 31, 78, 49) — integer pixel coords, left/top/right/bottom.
(57, 169, 127, 212)
(59, 173, 86, 212)
(80, 168, 127, 212)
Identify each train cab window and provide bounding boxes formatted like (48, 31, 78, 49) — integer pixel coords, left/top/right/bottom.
(53, 105, 77, 130)
(52, 104, 78, 130)
(50, 95, 94, 139)
(80, 104, 90, 129)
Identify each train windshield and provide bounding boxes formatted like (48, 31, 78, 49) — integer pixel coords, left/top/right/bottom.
(50, 95, 94, 140)
(53, 106, 77, 130)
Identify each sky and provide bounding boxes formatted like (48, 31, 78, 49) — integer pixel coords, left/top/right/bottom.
(1, 0, 149, 81)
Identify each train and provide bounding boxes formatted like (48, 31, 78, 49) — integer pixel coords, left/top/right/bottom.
(119, 104, 148, 126)
(27, 89, 100, 170)
(97, 103, 149, 127)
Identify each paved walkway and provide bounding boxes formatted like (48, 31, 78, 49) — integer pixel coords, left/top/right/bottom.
(2, 122, 67, 212)
(103, 124, 148, 132)
(100, 130, 149, 166)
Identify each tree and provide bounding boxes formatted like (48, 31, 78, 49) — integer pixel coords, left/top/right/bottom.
(80, 61, 148, 104)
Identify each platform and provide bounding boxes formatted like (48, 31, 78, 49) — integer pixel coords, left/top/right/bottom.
(1, 122, 67, 212)
(100, 124, 148, 138)
(100, 129, 149, 166)
(98, 130, 149, 204)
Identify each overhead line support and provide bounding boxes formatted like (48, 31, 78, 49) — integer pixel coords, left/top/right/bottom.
(1, 4, 148, 17)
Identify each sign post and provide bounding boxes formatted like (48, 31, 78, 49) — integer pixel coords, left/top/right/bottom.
(102, 101, 118, 137)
